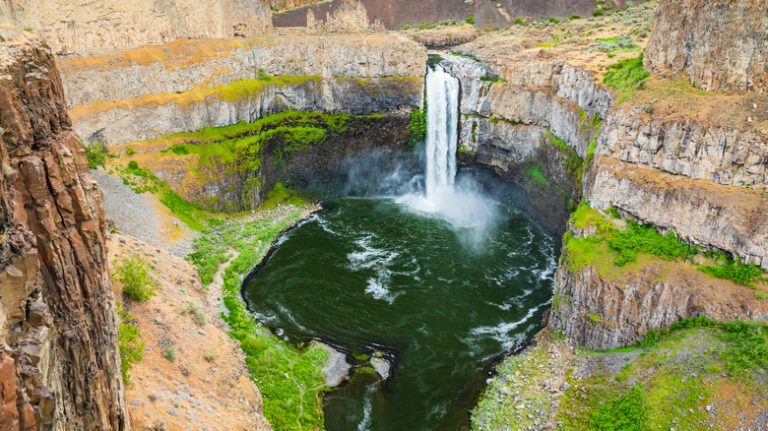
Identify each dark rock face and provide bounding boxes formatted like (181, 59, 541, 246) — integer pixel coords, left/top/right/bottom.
(0, 31, 126, 430)
(644, 0, 768, 94)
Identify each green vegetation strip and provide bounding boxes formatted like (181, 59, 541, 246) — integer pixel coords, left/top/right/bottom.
(189, 206, 329, 431)
(566, 203, 767, 286)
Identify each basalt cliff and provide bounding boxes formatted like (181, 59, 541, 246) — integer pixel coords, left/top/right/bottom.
(0, 29, 125, 430)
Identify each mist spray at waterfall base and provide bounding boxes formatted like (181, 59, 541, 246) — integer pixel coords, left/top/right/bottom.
(396, 63, 500, 242)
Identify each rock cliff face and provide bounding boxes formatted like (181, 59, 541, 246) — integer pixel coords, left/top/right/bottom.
(442, 56, 610, 166)
(644, 0, 768, 94)
(0, 0, 272, 55)
(0, 30, 126, 430)
(441, 55, 609, 229)
(58, 32, 426, 145)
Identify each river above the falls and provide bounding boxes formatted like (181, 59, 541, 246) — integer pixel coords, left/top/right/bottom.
(242, 194, 558, 430)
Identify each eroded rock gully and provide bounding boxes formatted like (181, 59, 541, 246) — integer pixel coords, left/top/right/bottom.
(0, 31, 126, 429)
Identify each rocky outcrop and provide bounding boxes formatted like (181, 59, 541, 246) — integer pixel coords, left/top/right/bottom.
(306, 0, 382, 33)
(598, 106, 768, 188)
(551, 249, 768, 350)
(587, 157, 768, 270)
(58, 32, 425, 107)
(70, 76, 422, 146)
(58, 32, 426, 145)
(0, 29, 126, 429)
(442, 56, 610, 165)
(644, 0, 768, 94)
(0, 0, 272, 55)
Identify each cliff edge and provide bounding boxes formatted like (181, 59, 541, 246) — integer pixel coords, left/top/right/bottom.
(0, 27, 126, 430)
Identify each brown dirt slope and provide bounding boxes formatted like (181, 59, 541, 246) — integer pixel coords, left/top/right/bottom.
(109, 233, 271, 431)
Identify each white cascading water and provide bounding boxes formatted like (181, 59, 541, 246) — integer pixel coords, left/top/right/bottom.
(424, 65, 460, 199)
(397, 62, 499, 238)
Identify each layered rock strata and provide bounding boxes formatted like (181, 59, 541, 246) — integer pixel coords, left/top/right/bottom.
(644, 0, 768, 94)
(0, 30, 126, 430)
(0, 0, 272, 55)
(58, 32, 426, 145)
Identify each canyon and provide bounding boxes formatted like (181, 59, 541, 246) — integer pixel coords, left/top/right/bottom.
(0, 0, 767, 430)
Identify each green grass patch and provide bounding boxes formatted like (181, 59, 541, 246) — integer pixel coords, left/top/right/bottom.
(602, 55, 650, 103)
(190, 207, 330, 430)
(589, 385, 647, 431)
(608, 221, 697, 266)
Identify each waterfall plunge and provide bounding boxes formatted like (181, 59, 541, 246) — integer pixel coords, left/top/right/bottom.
(397, 63, 499, 238)
(425, 65, 460, 199)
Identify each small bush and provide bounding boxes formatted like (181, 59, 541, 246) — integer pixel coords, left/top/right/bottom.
(180, 302, 207, 327)
(84, 141, 108, 169)
(203, 349, 218, 363)
(465, 15, 475, 25)
(549, 17, 560, 24)
(127, 160, 139, 170)
(162, 345, 177, 363)
(593, 7, 605, 17)
(700, 254, 766, 287)
(118, 306, 144, 384)
(513, 17, 524, 25)
(569, 13, 582, 20)
(124, 146, 135, 156)
(169, 144, 189, 155)
(114, 257, 158, 302)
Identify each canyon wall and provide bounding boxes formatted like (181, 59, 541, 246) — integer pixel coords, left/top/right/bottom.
(0, 0, 272, 55)
(0, 29, 126, 429)
(644, 0, 768, 94)
(58, 32, 426, 145)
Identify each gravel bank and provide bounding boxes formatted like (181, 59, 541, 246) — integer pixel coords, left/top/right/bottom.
(93, 169, 195, 257)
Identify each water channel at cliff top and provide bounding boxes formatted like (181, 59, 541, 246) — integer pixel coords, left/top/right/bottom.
(242, 62, 559, 430)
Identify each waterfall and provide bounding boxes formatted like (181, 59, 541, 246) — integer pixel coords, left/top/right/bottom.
(396, 59, 498, 238)
(425, 65, 460, 199)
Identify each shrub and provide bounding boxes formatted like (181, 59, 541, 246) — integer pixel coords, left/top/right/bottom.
(549, 17, 560, 24)
(84, 141, 108, 169)
(162, 345, 177, 362)
(465, 15, 475, 25)
(180, 302, 206, 327)
(114, 257, 158, 302)
(513, 17, 524, 25)
(203, 349, 218, 363)
(700, 255, 766, 287)
(127, 160, 139, 170)
(124, 146, 135, 156)
(593, 7, 604, 17)
(118, 306, 144, 384)
(569, 13, 582, 20)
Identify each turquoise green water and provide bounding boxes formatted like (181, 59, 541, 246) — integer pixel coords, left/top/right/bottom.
(243, 197, 556, 430)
